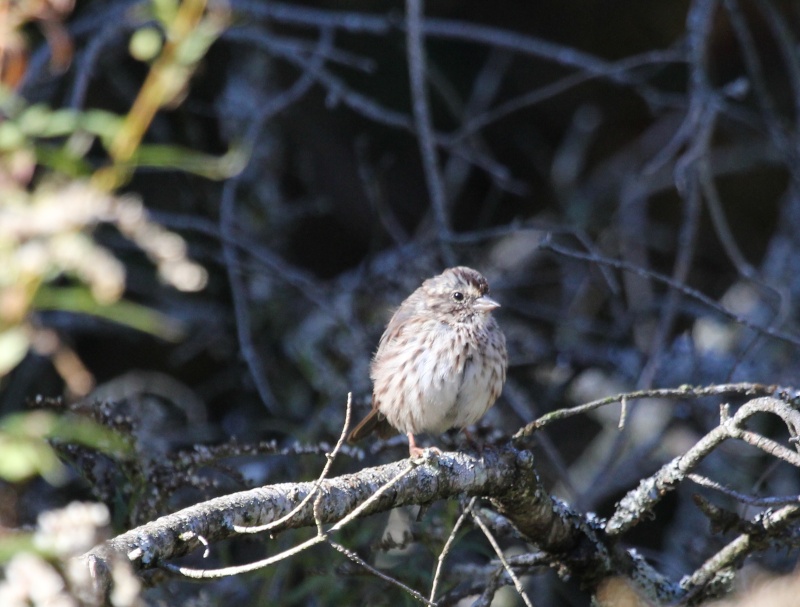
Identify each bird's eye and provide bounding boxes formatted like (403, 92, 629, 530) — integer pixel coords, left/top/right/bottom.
(452, 291, 464, 302)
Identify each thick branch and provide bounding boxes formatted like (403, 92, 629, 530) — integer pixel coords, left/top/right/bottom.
(606, 396, 800, 536)
(85, 449, 527, 582)
(83, 446, 680, 603)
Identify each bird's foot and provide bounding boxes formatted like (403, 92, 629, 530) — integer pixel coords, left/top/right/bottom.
(408, 433, 442, 459)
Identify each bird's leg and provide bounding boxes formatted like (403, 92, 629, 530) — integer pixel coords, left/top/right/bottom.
(461, 427, 484, 455)
(462, 427, 475, 444)
(407, 433, 441, 458)
(408, 433, 425, 457)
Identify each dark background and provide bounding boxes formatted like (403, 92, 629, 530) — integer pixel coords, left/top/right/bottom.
(4, 0, 800, 605)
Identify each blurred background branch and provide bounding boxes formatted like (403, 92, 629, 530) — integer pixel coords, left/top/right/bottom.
(3, 0, 800, 605)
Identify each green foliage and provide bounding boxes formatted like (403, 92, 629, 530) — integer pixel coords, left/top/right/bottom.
(32, 286, 184, 340)
(0, 410, 131, 484)
(0, 0, 245, 389)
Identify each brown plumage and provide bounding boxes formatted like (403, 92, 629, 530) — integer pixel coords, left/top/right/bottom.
(348, 266, 507, 456)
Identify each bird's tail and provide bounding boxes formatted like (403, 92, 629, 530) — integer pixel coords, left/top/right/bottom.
(347, 407, 395, 443)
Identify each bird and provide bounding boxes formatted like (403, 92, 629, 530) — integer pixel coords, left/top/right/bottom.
(347, 266, 507, 457)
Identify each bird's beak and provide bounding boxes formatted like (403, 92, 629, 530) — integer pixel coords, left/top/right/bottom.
(474, 295, 500, 312)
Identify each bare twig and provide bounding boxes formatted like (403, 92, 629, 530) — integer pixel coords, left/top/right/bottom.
(218, 29, 328, 412)
(637, 0, 717, 390)
(232, 393, 353, 534)
(515, 382, 778, 437)
(680, 504, 800, 599)
(452, 48, 683, 143)
(329, 540, 435, 606)
(472, 508, 535, 607)
(429, 497, 476, 604)
(687, 474, 800, 507)
(755, 5, 800, 202)
(606, 396, 800, 536)
(405, 0, 453, 253)
(540, 238, 800, 349)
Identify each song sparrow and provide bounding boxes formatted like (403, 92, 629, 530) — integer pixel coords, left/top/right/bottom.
(348, 266, 507, 456)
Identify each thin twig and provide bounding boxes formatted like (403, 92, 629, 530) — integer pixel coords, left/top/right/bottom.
(233, 393, 353, 533)
(680, 504, 800, 599)
(329, 541, 436, 606)
(452, 48, 683, 143)
(218, 30, 328, 412)
(637, 0, 717, 390)
(687, 474, 800, 507)
(472, 508, 535, 607)
(165, 532, 326, 578)
(429, 497, 476, 604)
(405, 0, 453, 254)
(606, 396, 800, 536)
(515, 382, 777, 437)
(754, 0, 800, 178)
(540, 238, 800, 349)
(723, 0, 793, 159)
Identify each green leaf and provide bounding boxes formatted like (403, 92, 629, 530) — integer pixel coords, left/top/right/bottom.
(0, 328, 30, 377)
(0, 121, 26, 150)
(79, 110, 125, 148)
(18, 106, 83, 139)
(48, 414, 132, 457)
(0, 533, 36, 564)
(0, 412, 67, 483)
(34, 144, 93, 177)
(17, 104, 53, 136)
(0, 411, 132, 484)
(130, 26, 164, 62)
(43, 108, 82, 137)
(0, 434, 65, 483)
(127, 144, 247, 179)
(175, 22, 220, 66)
(152, 0, 179, 26)
(32, 286, 185, 341)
